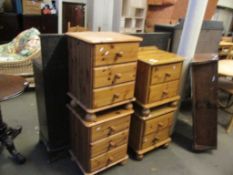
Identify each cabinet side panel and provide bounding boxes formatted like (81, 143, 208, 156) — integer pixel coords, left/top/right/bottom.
(68, 38, 93, 108)
(70, 111, 90, 171)
(129, 115, 144, 151)
(135, 61, 151, 103)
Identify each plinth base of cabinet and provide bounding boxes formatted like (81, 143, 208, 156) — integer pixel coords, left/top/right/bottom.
(135, 96, 180, 118)
(68, 92, 134, 122)
(131, 138, 171, 161)
(136, 96, 180, 110)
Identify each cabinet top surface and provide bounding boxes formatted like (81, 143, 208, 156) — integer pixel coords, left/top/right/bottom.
(138, 47, 184, 65)
(192, 53, 218, 65)
(66, 32, 142, 44)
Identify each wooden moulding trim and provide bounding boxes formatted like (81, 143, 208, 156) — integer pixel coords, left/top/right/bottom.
(135, 107, 177, 120)
(67, 104, 133, 127)
(136, 96, 180, 109)
(137, 138, 171, 155)
(67, 92, 135, 113)
(69, 150, 129, 175)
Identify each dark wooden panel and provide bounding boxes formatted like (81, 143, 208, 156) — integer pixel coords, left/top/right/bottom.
(131, 32, 171, 51)
(62, 2, 85, 33)
(23, 15, 58, 33)
(33, 34, 69, 152)
(41, 15, 58, 33)
(191, 54, 218, 151)
(0, 13, 21, 43)
(22, 15, 41, 31)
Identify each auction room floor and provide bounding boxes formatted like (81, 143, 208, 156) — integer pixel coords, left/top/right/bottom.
(0, 91, 232, 175)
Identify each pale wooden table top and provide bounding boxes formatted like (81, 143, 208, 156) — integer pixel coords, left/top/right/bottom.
(218, 59, 233, 77)
(219, 41, 233, 47)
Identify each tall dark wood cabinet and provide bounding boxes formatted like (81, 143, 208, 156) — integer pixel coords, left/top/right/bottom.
(191, 54, 218, 151)
(33, 34, 69, 153)
(0, 13, 22, 43)
(23, 15, 58, 33)
(62, 2, 85, 32)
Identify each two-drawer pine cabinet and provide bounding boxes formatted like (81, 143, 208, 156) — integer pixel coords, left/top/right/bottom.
(130, 47, 184, 160)
(66, 32, 142, 121)
(130, 106, 177, 160)
(135, 47, 184, 116)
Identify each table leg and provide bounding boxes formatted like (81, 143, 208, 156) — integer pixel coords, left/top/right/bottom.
(0, 104, 26, 164)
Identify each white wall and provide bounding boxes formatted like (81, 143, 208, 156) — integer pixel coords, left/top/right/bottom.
(87, 0, 114, 31)
(212, 8, 233, 35)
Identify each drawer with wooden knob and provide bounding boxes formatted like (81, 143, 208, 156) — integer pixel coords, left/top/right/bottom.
(90, 144, 127, 172)
(151, 62, 182, 85)
(90, 130, 128, 158)
(148, 80, 179, 103)
(144, 111, 174, 135)
(94, 43, 139, 66)
(93, 82, 135, 108)
(91, 114, 131, 142)
(142, 128, 170, 149)
(93, 62, 137, 88)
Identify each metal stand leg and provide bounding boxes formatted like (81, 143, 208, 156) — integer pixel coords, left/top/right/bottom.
(0, 105, 26, 164)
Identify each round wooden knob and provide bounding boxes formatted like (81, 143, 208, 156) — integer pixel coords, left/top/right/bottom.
(162, 91, 168, 96)
(158, 122, 164, 127)
(153, 137, 160, 143)
(116, 51, 123, 57)
(109, 141, 116, 147)
(113, 93, 120, 99)
(115, 73, 122, 79)
(109, 126, 116, 132)
(108, 156, 114, 163)
(165, 72, 171, 77)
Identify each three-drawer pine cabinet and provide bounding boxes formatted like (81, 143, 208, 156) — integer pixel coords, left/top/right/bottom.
(66, 32, 142, 121)
(67, 104, 133, 174)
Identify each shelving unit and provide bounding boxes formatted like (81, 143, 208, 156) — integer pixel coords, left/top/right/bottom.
(113, 0, 147, 33)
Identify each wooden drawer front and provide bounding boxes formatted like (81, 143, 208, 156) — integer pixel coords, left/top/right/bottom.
(91, 115, 131, 142)
(94, 43, 139, 66)
(144, 112, 174, 135)
(90, 130, 128, 158)
(148, 80, 179, 103)
(90, 144, 127, 172)
(93, 62, 137, 88)
(93, 82, 135, 108)
(151, 62, 182, 85)
(142, 128, 170, 149)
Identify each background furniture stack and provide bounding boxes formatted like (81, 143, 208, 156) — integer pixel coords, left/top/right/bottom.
(66, 32, 142, 174)
(129, 47, 184, 160)
(113, 0, 147, 33)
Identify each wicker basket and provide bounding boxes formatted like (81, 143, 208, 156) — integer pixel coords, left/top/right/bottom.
(0, 50, 40, 76)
